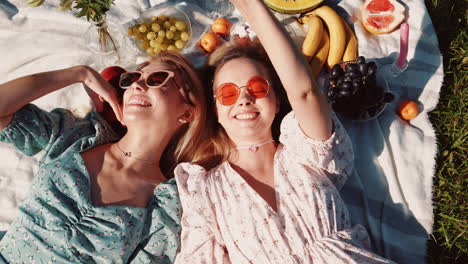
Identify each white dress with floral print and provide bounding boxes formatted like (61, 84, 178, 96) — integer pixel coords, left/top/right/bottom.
(174, 112, 396, 264)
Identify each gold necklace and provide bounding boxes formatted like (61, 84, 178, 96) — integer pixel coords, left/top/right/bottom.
(115, 143, 159, 165)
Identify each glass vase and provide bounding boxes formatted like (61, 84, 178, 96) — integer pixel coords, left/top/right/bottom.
(84, 15, 126, 68)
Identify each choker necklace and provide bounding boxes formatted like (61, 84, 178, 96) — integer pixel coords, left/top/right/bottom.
(115, 143, 158, 165)
(236, 138, 275, 152)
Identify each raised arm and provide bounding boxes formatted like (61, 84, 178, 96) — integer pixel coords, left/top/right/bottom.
(230, 0, 333, 140)
(0, 65, 122, 129)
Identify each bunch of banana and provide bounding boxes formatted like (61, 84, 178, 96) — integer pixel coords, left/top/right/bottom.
(299, 5, 358, 76)
(26, 0, 45, 8)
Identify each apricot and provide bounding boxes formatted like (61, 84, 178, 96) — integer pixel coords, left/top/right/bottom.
(397, 100, 419, 120)
(200, 32, 219, 53)
(212, 17, 231, 36)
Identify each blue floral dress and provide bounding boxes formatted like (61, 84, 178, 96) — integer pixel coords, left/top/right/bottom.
(0, 104, 181, 264)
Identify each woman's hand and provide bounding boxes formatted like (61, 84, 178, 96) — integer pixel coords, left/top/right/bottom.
(81, 66, 123, 123)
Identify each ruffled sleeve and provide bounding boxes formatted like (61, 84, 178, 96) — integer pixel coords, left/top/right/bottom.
(174, 163, 231, 264)
(279, 111, 354, 190)
(129, 178, 182, 264)
(0, 104, 118, 160)
(310, 225, 396, 264)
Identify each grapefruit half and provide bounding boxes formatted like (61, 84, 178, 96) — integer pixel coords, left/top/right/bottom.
(361, 0, 405, 34)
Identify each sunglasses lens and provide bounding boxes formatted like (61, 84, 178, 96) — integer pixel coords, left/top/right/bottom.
(120, 72, 141, 88)
(247, 76, 269, 98)
(147, 71, 170, 87)
(216, 83, 239, 105)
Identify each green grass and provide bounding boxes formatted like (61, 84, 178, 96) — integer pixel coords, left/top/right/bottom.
(425, 0, 467, 263)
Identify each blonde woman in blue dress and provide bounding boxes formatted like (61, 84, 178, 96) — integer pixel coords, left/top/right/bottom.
(174, 1, 395, 263)
(0, 52, 205, 263)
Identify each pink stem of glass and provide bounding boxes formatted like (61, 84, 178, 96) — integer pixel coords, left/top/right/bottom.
(397, 23, 409, 68)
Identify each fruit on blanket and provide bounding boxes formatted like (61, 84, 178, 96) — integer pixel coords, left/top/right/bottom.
(264, 0, 324, 14)
(101, 66, 126, 89)
(361, 0, 406, 34)
(306, 5, 346, 68)
(26, 0, 45, 8)
(397, 100, 419, 120)
(326, 56, 393, 120)
(301, 15, 323, 57)
(341, 18, 358, 62)
(309, 29, 329, 77)
(212, 18, 231, 36)
(200, 32, 219, 53)
(128, 15, 190, 55)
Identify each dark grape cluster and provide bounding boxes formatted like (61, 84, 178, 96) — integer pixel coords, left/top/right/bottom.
(326, 56, 394, 120)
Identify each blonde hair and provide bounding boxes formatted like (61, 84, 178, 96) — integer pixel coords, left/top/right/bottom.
(138, 51, 207, 176)
(196, 39, 291, 170)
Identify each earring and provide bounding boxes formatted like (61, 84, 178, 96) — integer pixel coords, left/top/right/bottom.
(178, 118, 188, 124)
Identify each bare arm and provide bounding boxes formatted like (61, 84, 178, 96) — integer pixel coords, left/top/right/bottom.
(0, 66, 122, 129)
(231, 0, 333, 140)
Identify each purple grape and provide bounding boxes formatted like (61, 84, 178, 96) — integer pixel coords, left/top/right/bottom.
(331, 64, 343, 77)
(358, 63, 368, 75)
(357, 56, 366, 64)
(367, 61, 377, 76)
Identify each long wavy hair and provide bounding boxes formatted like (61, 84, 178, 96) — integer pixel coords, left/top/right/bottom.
(137, 51, 207, 176)
(195, 38, 291, 170)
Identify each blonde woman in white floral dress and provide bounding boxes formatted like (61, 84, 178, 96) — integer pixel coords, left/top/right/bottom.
(174, 0, 396, 263)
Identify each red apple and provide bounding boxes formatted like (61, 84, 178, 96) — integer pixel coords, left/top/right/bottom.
(98, 66, 126, 127)
(101, 66, 126, 88)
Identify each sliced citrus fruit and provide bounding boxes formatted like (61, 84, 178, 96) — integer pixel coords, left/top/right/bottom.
(361, 0, 405, 34)
(264, 0, 324, 14)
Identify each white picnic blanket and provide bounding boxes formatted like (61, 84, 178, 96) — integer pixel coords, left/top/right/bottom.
(0, 0, 442, 263)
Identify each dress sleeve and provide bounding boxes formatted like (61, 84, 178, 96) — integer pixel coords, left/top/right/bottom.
(174, 163, 231, 264)
(0, 104, 118, 159)
(310, 225, 396, 264)
(129, 179, 182, 264)
(279, 111, 354, 190)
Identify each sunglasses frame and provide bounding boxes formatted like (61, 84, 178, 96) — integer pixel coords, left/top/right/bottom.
(213, 76, 271, 106)
(119, 70, 176, 89)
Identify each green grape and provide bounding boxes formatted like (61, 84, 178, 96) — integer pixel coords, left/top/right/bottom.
(151, 23, 161, 32)
(146, 47, 154, 55)
(167, 45, 177, 51)
(175, 40, 185, 49)
(157, 30, 166, 39)
(175, 21, 186, 31)
(160, 43, 168, 51)
(153, 46, 161, 55)
(155, 37, 164, 44)
(170, 26, 177, 32)
(150, 39, 158, 48)
(180, 32, 189, 41)
(163, 21, 172, 29)
(146, 32, 156, 40)
(166, 31, 174, 40)
(138, 24, 147, 33)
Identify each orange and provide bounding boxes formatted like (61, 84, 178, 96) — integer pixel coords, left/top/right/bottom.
(199, 32, 219, 53)
(361, 0, 405, 34)
(212, 17, 231, 36)
(397, 100, 419, 120)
